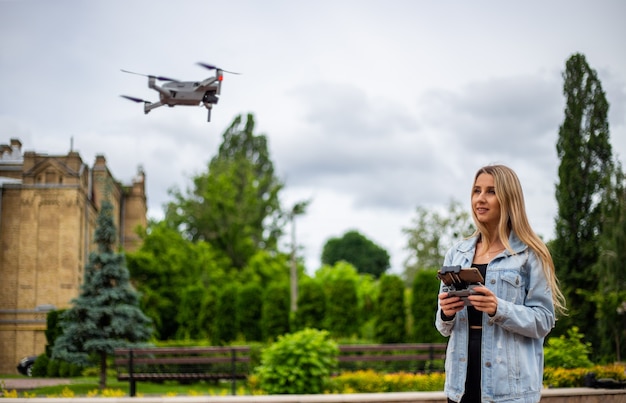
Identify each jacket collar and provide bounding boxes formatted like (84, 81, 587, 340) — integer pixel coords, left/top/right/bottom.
(457, 231, 527, 256)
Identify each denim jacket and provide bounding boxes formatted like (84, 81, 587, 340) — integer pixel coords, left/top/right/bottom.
(435, 232, 555, 403)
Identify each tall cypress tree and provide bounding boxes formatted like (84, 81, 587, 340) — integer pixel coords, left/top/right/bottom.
(52, 200, 152, 389)
(411, 268, 446, 343)
(592, 164, 626, 361)
(374, 274, 406, 343)
(553, 53, 614, 353)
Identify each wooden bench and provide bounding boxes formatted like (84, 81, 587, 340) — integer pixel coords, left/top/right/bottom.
(114, 346, 251, 396)
(114, 343, 445, 396)
(337, 343, 447, 374)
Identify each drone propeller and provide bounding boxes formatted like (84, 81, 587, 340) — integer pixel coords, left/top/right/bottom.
(120, 95, 151, 104)
(197, 62, 240, 75)
(120, 69, 179, 82)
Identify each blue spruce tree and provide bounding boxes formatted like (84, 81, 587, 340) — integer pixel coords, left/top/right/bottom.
(52, 199, 152, 389)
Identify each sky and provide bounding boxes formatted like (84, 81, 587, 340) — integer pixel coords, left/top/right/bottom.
(1, 0, 625, 275)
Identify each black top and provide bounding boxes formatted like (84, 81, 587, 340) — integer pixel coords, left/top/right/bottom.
(467, 263, 488, 327)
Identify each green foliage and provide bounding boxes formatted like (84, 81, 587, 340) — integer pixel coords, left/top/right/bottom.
(403, 199, 474, 286)
(262, 282, 291, 341)
(237, 282, 264, 341)
(543, 364, 625, 388)
(238, 250, 290, 287)
(321, 230, 390, 278)
(319, 262, 361, 338)
(254, 328, 338, 394)
(329, 370, 446, 393)
(164, 113, 284, 269)
(32, 354, 49, 377)
(175, 283, 217, 341)
(592, 164, 626, 361)
(411, 268, 446, 343)
(544, 326, 593, 369)
(126, 221, 228, 340)
(45, 309, 65, 356)
(293, 276, 327, 331)
(374, 274, 406, 343)
(213, 282, 239, 344)
(552, 53, 615, 358)
(46, 359, 61, 377)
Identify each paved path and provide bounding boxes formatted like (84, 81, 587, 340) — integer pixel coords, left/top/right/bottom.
(1, 378, 71, 390)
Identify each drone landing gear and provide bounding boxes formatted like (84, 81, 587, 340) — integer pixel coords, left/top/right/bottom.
(207, 108, 212, 122)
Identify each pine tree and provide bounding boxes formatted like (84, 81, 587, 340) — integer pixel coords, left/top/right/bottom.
(52, 200, 152, 389)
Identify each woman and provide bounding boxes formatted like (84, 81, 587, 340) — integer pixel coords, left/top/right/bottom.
(436, 164, 566, 403)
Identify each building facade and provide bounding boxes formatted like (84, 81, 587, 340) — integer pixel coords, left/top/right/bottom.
(0, 138, 147, 374)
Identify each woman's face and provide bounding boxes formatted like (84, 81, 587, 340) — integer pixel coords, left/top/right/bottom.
(472, 173, 501, 229)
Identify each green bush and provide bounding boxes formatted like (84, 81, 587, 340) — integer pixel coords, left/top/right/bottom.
(254, 328, 338, 394)
(543, 364, 625, 387)
(31, 354, 49, 377)
(544, 326, 593, 369)
(46, 358, 61, 377)
(329, 370, 446, 392)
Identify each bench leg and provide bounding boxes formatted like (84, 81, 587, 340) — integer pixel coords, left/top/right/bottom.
(130, 380, 136, 397)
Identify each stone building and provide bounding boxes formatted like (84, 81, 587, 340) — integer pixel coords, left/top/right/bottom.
(0, 138, 147, 374)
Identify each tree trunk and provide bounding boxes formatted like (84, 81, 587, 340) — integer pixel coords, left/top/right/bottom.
(99, 351, 108, 390)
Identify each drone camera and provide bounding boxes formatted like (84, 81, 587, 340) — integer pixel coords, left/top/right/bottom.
(203, 91, 219, 104)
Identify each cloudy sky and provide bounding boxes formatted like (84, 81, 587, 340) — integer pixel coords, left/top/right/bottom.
(1, 0, 625, 274)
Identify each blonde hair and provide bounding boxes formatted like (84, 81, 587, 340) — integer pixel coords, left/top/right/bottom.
(471, 165, 567, 316)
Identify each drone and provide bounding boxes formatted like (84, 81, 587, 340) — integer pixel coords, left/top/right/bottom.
(120, 62, 239, 122)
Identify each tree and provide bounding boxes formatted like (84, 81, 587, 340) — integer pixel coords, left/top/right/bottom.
(293, 276, 327, 331)
(403, 200, 474, 286)
(126, 221, 228, 340)
(552, 53, 615, 354)
(318, 262, 361, 338)
(321, 230, 390, 278)
(237, 282, 264, 341)
(262, 281, 291, 341)
(52, 200, 152, 389)
(165, 113, 284, 269)
(213, 283, 239, 344)
(411, 268, 447, 343)
(591, 163, 626, 361)
(374, 274, 406, 343)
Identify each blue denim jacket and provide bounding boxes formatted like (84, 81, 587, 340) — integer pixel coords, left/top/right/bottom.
(435, 232, 555, 403)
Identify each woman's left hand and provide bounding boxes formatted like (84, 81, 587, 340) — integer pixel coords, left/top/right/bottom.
(467, 286, 498, 316)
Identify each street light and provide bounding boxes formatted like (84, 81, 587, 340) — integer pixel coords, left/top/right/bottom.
(288, 200, 310, 313)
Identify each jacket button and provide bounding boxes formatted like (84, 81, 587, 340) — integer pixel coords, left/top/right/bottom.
(485, 362, 492, 367)
(490, 279, 496, 284)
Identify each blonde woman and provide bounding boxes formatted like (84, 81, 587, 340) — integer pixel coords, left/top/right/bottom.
(436, 164, 566, 403)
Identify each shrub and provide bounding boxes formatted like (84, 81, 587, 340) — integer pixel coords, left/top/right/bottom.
(543, 364, 625, 387)
(329, 370, 446, 393)
(32, 354, 49, 377)
(46, 358, 61, 377)
(254, 328, 338, 394)
(544, 326, 593, 369)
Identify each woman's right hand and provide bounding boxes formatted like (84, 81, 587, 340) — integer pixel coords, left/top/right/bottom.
(439, 292, 465, 318)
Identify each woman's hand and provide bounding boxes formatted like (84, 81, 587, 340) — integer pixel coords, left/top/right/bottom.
(467, 286, 498, 316)
(438, 292, 465, 318)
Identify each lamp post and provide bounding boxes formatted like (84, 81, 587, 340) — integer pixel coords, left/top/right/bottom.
(288, 200, 310, 313)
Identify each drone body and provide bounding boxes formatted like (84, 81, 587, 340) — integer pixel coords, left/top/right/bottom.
(121, 63, 237, 122)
